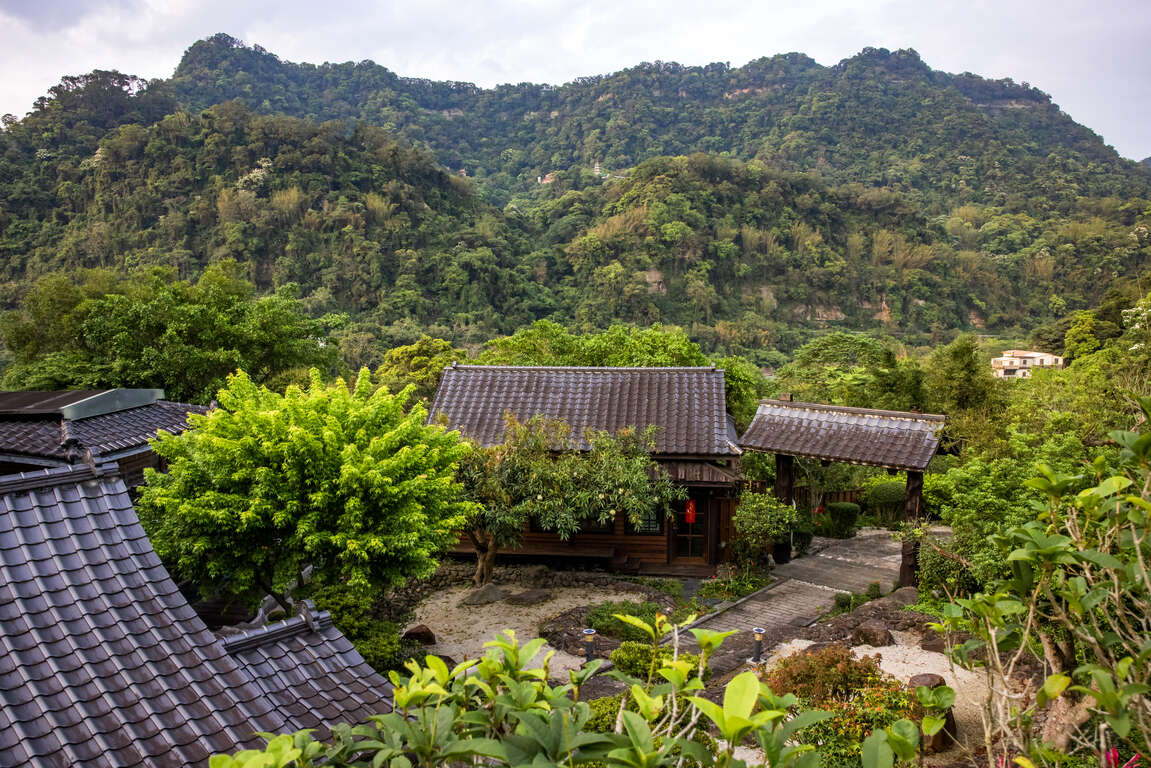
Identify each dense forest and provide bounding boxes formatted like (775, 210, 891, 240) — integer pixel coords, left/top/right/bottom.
(1, 34, 1149, 369)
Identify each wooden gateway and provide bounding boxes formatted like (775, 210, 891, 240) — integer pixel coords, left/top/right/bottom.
(429, 365, 742, 575)
(740, 399, 947, 586)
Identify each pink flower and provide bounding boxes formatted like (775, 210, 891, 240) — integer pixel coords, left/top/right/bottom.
(1122, 755, 1140, 768)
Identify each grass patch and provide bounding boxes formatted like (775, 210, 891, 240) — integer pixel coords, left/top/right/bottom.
(586, 599, 662, 641)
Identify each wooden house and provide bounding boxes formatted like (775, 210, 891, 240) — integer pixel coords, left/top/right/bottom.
(429, 365, 742, 575)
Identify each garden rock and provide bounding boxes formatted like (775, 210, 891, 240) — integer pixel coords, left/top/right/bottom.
(887, 586, 919, 605)
(401, 624, 437, 645)
(460, 583, 508, 606)
(920, 635, 947, 653)
(506, 588, 553, 606)
(851, 618, 894, 646)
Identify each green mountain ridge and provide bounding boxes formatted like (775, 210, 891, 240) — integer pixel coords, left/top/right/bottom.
(168, 34, 1150, 207)
(0, 35, 1148, 360)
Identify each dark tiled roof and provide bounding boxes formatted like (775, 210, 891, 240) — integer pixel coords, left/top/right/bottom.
(222, 611, 394, 740)
(430, 366, 739, 456)
(739, 400, 946, 471)
(0, 400, 206, 462)
(0, 465, 391, 768)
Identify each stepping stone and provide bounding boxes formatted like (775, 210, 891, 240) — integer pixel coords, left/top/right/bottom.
(506, 588, 553, 605)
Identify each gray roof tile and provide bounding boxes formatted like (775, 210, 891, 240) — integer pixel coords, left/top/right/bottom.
(0, 400, 207, 463)
(0, 464, 393, 767)
(430, 365, 738, 456)
(739, 400, 946, 472)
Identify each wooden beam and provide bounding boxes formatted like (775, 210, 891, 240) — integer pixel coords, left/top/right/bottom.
(774, 454, 795, 505)
(899, 470, 924, 588)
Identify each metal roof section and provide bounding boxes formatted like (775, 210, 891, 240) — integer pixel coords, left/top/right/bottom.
(0, 464, 392, 767)
(429, 365, 738, 456)
(739, 399, 947, 471)
(0, 390, 165, 420)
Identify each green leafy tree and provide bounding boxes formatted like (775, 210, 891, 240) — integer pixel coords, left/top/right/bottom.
(137, 368, 474, 610)
(375, 335, 469, 401)
(1, 262, 341, 402)
(459, 415, 683, 586)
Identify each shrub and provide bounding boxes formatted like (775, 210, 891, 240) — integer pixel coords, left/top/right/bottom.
(308, 581, 419, 672)
(916, 536, 980, 596)
(824, 502, 860, 538)
(586, 599, 662, 641)
(586, 694, 625, 733)
(860, 477, 906, 525)
(865, 581, 882, 600)
(765, 645, 921, 768)
(833, 592, 854, 612)
(609, 641, 703, 680)
(733, 492, 798, 556)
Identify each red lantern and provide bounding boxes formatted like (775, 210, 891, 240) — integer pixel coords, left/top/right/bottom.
(685, 499, 696, 524)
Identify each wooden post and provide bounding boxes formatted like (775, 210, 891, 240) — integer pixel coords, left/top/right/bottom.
(899, 470, 924, 588)
(774, 454, 794, 505)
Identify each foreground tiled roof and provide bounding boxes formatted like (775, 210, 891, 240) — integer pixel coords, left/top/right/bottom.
(0, 465, 391, 768)
(222, 611, 394, 735)
(430, 365, 739, 456)
(0, 399, 206, 462)
(739, 400, 946, 471)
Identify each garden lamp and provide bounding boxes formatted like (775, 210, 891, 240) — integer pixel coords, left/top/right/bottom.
(583, 628, 597, 664)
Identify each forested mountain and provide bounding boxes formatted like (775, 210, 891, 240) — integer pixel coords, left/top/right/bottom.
(169, 34, 1150, 208)
(1, 34, 1149, 362)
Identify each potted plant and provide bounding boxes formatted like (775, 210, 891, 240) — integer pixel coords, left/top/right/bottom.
(733, 492, 798, 565)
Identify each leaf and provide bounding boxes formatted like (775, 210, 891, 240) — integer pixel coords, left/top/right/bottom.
(862, 731, 894, 768)
(922, 715, 947, 736)
(723, 670, 760, 721)
(1043, 674, 1071, 700)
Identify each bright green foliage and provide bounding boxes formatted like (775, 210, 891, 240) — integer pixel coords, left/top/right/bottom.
(924, 334, 1001, 415)
(0, 262, 340, 402)
(374, 335, 468, 401)
(932, 397, 1151, 763)
(212, 622, 824, 768)
(772, 333, 927, 411)
(733, 493, 798, 552)
(460, 415, 684, 585)
(137, 369, 473, 607)
(609, 642, 703, 682)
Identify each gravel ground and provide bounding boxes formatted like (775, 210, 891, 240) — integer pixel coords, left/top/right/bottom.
(405, 584, 651, 677)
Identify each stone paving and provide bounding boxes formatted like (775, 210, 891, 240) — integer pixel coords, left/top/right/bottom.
(688, 528, 903, 636)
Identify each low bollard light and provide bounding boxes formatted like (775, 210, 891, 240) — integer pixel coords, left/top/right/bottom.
(583, 628, 597, 664)
(752, 627, 766, 664)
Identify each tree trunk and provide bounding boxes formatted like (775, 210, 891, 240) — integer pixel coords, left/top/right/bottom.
(472, 531, 499, 587)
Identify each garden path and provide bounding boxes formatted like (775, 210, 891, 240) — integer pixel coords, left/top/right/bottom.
(685, 529, 903, 640)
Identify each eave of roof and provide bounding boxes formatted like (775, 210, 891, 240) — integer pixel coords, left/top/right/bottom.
(739, 399, 947, 472)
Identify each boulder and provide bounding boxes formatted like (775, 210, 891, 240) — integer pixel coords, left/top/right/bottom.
(506, 588, 553, 606)
(887, 587, 919, 605)
(920, 635, 948, 653)
(401, 624, 437, 645)
(908, 672, 946, 689)
(851, 619, 893, 647)
(460, 583, 508, 606)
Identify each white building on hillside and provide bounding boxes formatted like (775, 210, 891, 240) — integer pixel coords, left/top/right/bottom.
(991, 349, 1064, 379)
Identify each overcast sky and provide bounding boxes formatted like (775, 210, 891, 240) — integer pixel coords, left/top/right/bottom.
(1, 0, 1148, 160)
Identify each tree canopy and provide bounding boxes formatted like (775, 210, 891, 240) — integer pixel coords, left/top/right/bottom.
(137, 368, 474, 608)
(459, 415, 683, 585)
